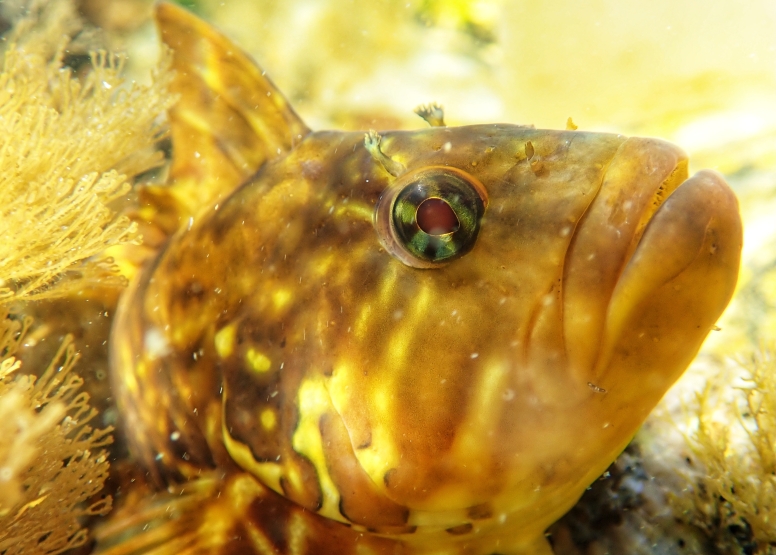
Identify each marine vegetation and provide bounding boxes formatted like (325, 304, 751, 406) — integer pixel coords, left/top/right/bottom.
(0, 314, 111, 555)
(0, 0, 171, 303)
(0, 0, 172, 552)
(673, 348, 776, 554)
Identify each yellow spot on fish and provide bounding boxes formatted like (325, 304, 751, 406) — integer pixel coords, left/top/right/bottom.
(272, 288, 293, 311)
(214, 323, 237, 358)
(260, 407, 277, 431)
(353, 303, 372, 340)
(246, 348, 272, 373)
(333, 201, 374, 222)
(312, 252, 334, 277)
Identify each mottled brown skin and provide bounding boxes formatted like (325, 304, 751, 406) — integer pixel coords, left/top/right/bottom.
(109, 4, 743, 555)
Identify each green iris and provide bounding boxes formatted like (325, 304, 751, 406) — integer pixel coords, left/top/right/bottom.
(391, 169, 486, 264)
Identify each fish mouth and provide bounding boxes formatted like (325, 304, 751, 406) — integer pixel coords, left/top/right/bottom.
(562, 137, 742, 390)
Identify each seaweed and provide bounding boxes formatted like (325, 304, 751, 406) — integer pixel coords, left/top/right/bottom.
(674, 349, 776, 554)
(0, 314, 112, 555)
(0, 1, 175, 553)
(0, 0, 172, 304)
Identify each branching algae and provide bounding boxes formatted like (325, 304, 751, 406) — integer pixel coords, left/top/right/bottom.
(672, 349, 776, 553)
(0, 314, 112, 555)
(106, 3, 742, 555)
(0, 0, 171, 552)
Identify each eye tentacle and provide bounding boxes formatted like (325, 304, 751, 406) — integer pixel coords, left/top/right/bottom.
(414, 102, 446, 127)
(364, 130, 405, 177)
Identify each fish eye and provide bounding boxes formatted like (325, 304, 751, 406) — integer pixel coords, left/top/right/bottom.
(375, 167, 488, 268)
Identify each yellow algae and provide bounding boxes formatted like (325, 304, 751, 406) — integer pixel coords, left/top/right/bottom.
(0, 315, 113, 553)
(0, 0, 172, 305)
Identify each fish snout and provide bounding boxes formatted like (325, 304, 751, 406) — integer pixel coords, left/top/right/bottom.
(562, 138, 741, 399)
(593, 168, 741, 401)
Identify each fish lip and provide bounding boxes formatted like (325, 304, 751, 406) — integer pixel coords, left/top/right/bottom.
(591, 168, 742, 384)
(562, 137, 691, 386)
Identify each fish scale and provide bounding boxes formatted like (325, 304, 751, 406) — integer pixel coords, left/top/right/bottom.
(106, 3, 742, 554)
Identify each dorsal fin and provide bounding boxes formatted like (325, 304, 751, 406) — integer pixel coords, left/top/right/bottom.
(146, 2, 311, 234)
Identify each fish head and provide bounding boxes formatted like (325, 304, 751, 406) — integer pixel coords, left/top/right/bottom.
(160, 122, 741, 537)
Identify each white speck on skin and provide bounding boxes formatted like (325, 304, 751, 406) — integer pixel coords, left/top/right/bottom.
(560, 225, 571, 237)
(443, 142, 452, 152)
(170, 431, 181, 441)
(470, 353, 479, 359)
(145, 328, 171, 359)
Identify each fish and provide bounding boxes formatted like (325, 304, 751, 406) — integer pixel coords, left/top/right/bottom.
(108, 3, 742, 554)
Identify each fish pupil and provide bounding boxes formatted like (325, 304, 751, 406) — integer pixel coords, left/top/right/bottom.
(416, 197, 459, 235)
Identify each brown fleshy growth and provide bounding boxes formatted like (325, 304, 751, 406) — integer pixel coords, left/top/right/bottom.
(673, 348, 776, 552)
(0, 0, 173, 305)
(0, 311, 113, 554)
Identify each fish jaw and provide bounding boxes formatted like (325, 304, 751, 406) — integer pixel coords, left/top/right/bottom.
(561, 137, 691, 383)
(593, 168, 742, 413)
(560, 134, 741, 407)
